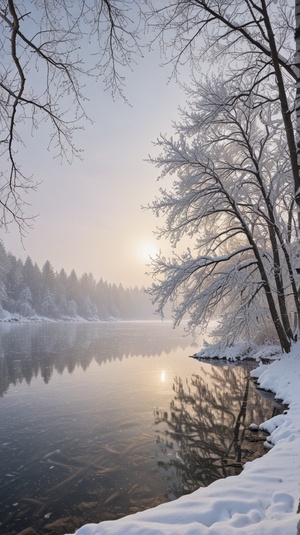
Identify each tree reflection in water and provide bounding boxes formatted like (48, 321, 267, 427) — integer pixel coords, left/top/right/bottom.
(154, 363, 282, 499)
(0, 322, 193, 397)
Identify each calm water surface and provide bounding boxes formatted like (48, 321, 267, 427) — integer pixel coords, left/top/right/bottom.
(0, 322, 282, 535)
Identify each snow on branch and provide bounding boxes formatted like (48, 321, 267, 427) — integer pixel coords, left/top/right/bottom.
(148, 73, 298, 350)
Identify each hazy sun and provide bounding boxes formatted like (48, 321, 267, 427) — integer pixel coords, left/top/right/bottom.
(138, 241, 159, 263)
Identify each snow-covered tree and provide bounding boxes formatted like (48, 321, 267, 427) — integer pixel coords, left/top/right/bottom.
(296, 0, 300, 213)
(148, 79, 299, 352)
(40, 288, 58, 318)
(67, 299, 78, 319)
(16, 287, 34, 317)
(0, 280, 8, 319)
(141, 1, 300, 352)
(148, 1, 299, 208)
(67, 269, 80, 303)
(55, 268, 68, 316)
(5, 253, 23, 311)
(81, 296, 94, 321)
(41, 260, 56, 291)
(22, 256, 42, 311)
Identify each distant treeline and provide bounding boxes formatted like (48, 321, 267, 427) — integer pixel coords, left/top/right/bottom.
(0, 243, 155, 321)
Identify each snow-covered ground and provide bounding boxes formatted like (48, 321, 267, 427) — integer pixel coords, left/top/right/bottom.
(66, 341, 300, 535)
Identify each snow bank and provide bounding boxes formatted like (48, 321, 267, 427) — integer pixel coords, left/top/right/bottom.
(67, 343, 300, 535)
(194, 341, 282, 361)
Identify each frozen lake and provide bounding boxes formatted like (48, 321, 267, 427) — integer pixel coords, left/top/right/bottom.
(0, 322, 282, 535)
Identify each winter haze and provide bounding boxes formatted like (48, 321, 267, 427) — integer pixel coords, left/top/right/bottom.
(1, 48, 186, 287)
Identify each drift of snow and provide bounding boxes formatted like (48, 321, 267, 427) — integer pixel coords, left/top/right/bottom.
(67, 342, 300, 535)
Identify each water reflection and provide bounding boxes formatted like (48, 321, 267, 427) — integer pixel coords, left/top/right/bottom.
(154, 363, 282, 499)
(0, 324, 282, 535)
(0, 322, 192, 396)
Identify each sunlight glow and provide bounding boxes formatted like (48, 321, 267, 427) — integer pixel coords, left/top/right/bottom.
(160, 370, 166, 383)
(137, 241, 159, 263)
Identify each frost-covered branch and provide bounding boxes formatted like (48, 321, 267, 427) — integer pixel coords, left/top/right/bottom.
(148, 77, 298, 352)
(147, 1, 300, 207)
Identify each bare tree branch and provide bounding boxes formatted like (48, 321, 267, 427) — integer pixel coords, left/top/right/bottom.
(0, 0, 144, 232)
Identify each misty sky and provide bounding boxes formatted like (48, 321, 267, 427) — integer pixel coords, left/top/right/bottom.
(2, 44, 188, 288)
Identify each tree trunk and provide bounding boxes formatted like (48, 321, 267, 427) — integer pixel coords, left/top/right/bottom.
(295, 0, 300, 204)
(261, 1, 300, 205)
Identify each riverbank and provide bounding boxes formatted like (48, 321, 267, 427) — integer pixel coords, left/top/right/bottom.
(67, 341, 300, 535)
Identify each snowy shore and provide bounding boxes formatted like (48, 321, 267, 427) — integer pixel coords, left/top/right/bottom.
(67, 342, 300, 535)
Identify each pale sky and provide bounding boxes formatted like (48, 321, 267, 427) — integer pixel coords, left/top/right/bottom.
(2, 45, 188, 288)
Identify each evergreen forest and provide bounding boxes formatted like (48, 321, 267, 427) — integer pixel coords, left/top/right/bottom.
(0, 243, 155, 321)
